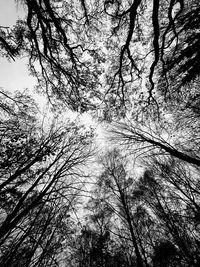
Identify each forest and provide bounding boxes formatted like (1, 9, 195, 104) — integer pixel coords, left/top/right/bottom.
(0, 0, 200, 266)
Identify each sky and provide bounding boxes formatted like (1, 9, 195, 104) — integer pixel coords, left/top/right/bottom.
(0, 0, 36, 94)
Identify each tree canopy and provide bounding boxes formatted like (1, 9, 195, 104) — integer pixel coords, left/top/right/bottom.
(0, 0, 200, 266)
(1, 0, 199, 115)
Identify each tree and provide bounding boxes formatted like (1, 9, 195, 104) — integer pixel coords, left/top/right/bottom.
(93, 149, 150, 267)
(0, 91, 95, 266)
(0, 198, 73, 267)
(134, 159, 200, 266)
(89, 149, 200, 266)
(74, 193, 132, 267)
(1, 1, 200, 266)
(152, 240, 179, 267)
(111, 119, 200, 167)
(1, 1, 199, 116)
(1, 0, 105, 112)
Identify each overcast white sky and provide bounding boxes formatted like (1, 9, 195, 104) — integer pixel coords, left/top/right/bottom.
(0, 0, 36, 93)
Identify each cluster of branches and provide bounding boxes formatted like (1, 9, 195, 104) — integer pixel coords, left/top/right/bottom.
(1, 0, 199, 115)
(0, 0, 200, 266)
(0, 90, 94, 266)
(75, 149, 200, 267)
(111, 121, 200, 167)
(1, 0, 102, 111)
